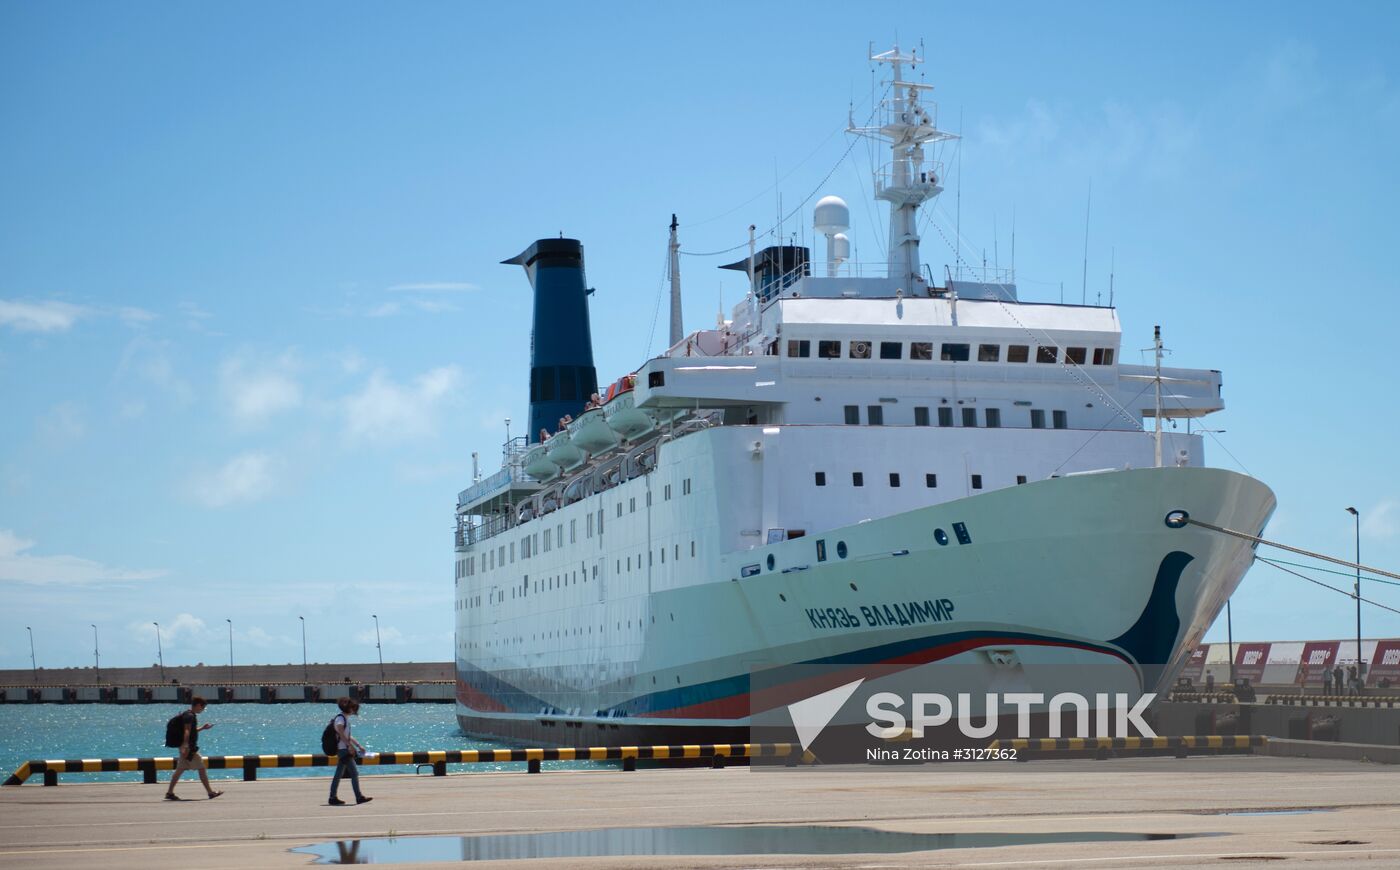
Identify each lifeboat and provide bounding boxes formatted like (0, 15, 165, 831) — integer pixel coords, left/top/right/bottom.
(523, 443, 561, 482)
(602, 375, 654, 439)
(569, 407, 619, 454)
(545, 429, 587, 471)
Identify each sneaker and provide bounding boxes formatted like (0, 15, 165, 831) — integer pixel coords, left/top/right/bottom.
(164, 793, 181, 801)
(355, 796, 373, 805)
(328, 797, 347, 806)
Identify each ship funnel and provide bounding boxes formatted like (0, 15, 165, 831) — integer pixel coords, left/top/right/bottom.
(502, 238, 599, 444)
(813, 195, 850, 277)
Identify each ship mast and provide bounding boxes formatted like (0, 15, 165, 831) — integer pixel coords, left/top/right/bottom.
(1153, 325, 1164, 468)
(668, 214, 683, 346)
(849, 42, 957, 290)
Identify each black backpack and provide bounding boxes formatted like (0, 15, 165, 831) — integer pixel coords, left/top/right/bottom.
(321, 714, 342, 755)
(164, 713, 186, 748)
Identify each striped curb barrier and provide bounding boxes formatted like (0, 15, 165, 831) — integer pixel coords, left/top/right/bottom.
(4, 742, 801, 786)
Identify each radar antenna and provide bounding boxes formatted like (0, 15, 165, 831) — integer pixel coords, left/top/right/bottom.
(848, 42, 958, 290)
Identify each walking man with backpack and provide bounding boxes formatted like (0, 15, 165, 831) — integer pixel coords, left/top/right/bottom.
(165, 696, 223, 801)
(326, 697, 372, 806)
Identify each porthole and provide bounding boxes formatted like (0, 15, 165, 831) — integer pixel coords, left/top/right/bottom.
(779, 593, 787, 602)
(849, 582, 858, 591)
(934, 528, 949, 546)
(836, 541, 848, 559)
(1165, 510, 1189, 529)
(766, 554, 776, 571)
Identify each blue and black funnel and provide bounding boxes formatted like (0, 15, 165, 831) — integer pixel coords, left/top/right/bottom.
(502, 238, 599, 444)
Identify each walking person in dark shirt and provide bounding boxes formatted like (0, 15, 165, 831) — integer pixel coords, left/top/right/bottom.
(328, 697, 372, 806)
(165, 697, 223, 800)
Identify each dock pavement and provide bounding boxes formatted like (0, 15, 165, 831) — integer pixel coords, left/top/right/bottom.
(2, 757, 1398, 868)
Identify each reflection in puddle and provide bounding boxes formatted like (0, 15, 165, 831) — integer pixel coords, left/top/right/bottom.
(293, 826, 1207, 864)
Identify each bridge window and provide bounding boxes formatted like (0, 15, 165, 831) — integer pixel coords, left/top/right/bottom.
(1036, 346, 1058, 364)
(1017, 475, 1028, 484)
(1053, 410, 1068, 429)
(961, 408, 977, 427)
(848, 340, 872, 359)
(1008, 345, 1030, 363)
(1065, 347, 1087, 365)
(978, 344, 1000, 362)
(844, 405, 859, 425)
(787, 340, 810, 358)
(915, 406, 930, 426)
(937, 407, 953, 427)
(867, 405, 884, 425)
(879, 341, 902, 360)
(985, 408, 1001, 428)
(911, 342, 933, 360)
(1031, 409, 1046, 429)
(818, 340, 841, 359)
(648, 370, 665, 388)
(941, 343, 970, 362)
(1093, 348, 1116, 365)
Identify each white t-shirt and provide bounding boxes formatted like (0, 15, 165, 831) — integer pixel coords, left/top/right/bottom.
(334, 713, 352, 752)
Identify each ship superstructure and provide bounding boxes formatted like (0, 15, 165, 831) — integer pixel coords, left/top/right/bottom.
(452, 45, 1275, 745)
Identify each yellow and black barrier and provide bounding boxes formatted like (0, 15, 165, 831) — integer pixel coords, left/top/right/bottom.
(987, 734, 1266, 759)
(3, 742, 801, 786)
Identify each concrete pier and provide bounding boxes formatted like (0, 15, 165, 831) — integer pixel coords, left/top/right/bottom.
(0, 662, 454, 704)
(2, 757, 1399, 868)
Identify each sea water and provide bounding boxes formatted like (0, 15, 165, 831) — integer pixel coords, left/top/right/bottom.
(0, 704, 594, 783)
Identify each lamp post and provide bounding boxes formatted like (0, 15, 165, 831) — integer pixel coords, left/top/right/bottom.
(299, 615, 308, 683)
(154, 622, 165, 682)
(91, 624, 100, 684)
(372, 614, 384, 680)
(26, 626, 36, 682)
(226, 618, 234, 685)
(1347, 507, 1361, 689)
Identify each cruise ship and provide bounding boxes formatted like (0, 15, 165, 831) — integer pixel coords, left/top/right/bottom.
(452, 45, 1276, 746)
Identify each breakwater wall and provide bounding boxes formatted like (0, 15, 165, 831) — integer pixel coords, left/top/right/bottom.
(0, 662, 454, 704)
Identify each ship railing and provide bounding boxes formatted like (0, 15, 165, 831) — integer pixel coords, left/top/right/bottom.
(459, 512, 514, 548)
(872, 159, 945, 200)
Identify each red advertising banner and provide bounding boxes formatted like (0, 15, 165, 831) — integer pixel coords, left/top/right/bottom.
(1233, 642, 1271, 684)
(1298, 641, 1340, 689)
(1367, 639, 1400, 688)
(1179, 645, 1209, 683)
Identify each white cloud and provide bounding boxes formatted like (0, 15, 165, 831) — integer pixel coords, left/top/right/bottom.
(114, 336, 193, 402)
(116, 306, 158, 326)
(36, 401, 85, 444)
(344, 366, 461, 442)
(188, 452, 278, 508)
(1362, 500, 1399, 540)
(387, 282, 476, 293)
(219, 353, 302, 426)
(136, 613, 208, 645)
(355, 625, 402, 647)
(0, 299, 89, 332)
(0, 530, 167, 585)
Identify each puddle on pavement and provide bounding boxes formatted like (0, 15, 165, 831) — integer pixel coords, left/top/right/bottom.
(292, 825, 1210, 864)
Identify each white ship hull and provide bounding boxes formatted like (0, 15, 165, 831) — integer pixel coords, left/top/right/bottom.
(454, 462, 1274, 745)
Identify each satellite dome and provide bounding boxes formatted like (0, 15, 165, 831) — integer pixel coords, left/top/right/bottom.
(831, 232, 850, 261)
(813, 196, 850, 235)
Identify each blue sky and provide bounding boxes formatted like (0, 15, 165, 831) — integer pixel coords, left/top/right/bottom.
(2, 2, 1398, 669)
